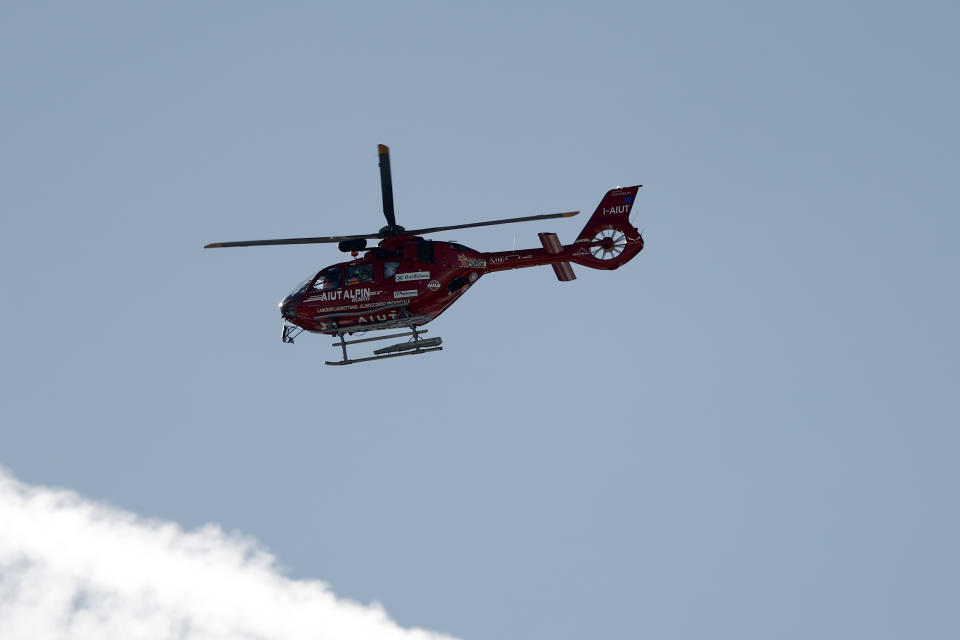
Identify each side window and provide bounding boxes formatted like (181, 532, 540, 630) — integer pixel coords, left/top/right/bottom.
(345, 263, 374, 285)
(313, 267, 341, 290)
(417, 240, 434, 263)
(383, 261, 400, 279)
(375, 248, 402, 260)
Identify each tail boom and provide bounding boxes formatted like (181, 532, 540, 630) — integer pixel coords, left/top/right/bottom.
(481, 185, 644, 274)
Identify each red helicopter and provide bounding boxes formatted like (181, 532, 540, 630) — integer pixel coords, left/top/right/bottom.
(205, 145, 644, 365)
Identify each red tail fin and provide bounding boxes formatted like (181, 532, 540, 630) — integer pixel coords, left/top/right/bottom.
(569, 186, 643, 269)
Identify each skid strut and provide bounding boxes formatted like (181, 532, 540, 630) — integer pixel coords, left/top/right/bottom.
(281, 323, 304, 344)
(325, 325, 442, 366)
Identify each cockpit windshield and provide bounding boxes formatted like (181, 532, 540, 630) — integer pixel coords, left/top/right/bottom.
(287, 275, 314, 299)
(311, 266, 342, 291)
(286, 267, 342, 301)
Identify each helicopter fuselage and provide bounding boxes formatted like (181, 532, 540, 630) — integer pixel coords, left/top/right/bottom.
(280, 216, 643, 336)
(207, 143, 645, 363)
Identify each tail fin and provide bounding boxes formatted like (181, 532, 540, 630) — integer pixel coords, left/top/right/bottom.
(569, 186, 644, 269)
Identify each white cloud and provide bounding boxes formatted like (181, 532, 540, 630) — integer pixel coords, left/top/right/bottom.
(0, 468, 457, 640)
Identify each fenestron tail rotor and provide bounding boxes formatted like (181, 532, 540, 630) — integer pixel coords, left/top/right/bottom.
(589, 228, 627, 260)
(204, 144, 579, 251)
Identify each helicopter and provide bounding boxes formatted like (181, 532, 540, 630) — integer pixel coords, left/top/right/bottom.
(205, 145, 644, 365)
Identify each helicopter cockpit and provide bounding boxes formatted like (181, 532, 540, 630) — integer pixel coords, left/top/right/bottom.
(311, 266, 342, 291)
(286, 275, 313, 300)
(280, 266, 342, 318)
(280, 275, 311, 322)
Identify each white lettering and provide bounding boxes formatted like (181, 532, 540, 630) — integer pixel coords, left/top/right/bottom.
(602, 205, 631, 215)
(358, 311, 400, 324)
(307, 287, 374, 303)
(343, 287, 372, 302)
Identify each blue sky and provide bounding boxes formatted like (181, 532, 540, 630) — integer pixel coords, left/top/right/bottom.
(2, 2, 958, 639)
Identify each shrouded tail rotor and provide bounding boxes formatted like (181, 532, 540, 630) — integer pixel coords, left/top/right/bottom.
(568, 185, 644, 270)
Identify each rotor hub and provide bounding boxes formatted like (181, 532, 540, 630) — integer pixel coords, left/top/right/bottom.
(378, 224, 407, 237)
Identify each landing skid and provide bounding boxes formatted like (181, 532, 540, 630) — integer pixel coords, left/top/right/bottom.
(325, 324, 442, 366)
(324, 313, 433, 335)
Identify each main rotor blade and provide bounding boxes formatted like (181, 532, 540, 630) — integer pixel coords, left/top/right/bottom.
(204, 210, 580, 248)
(204, 233, 379, 248)
(401, 210, 579, 236)
(378, 144, 396, 228)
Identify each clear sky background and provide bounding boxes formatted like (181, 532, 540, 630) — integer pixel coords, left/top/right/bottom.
(2, 2, 958, 639)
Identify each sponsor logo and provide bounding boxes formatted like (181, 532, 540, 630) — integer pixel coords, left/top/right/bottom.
(457, 255, 487, 268)
(395, 271, 430, 282)
(468, 272, 479, 283)
(427, 280, 441, 291)
(394, 289, 418, 299)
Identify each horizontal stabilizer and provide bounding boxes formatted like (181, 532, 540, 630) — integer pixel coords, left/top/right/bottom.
(551, 262, 576, 282)
(539, 232, 576, 281)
